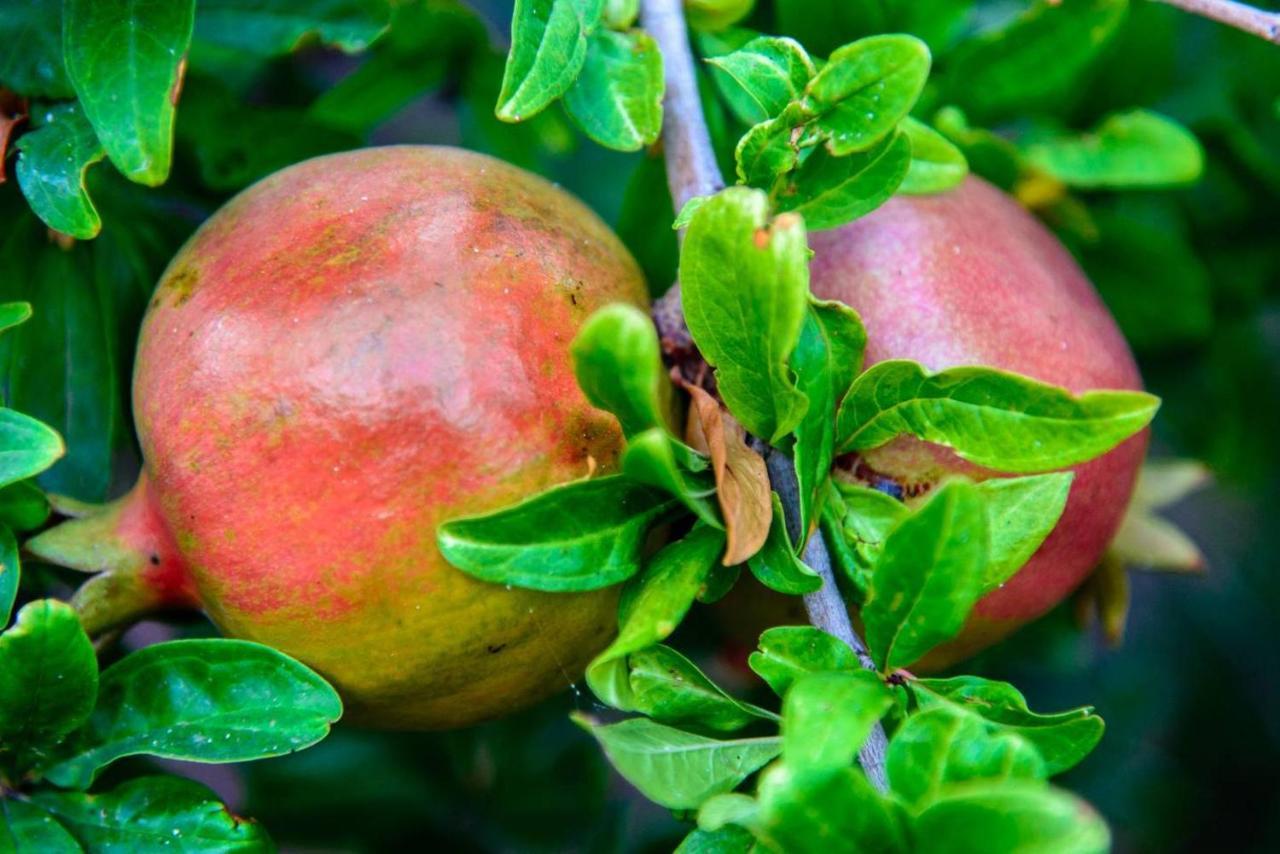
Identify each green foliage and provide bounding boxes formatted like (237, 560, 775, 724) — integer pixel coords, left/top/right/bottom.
(1023, 109, 1204, 188)
(705, 36, 815, 125)
(571, 303, 671, 439)
(747, 493, 821, 593)
(0, 529, 18, 628)
(14, 103, 106, 238)
(193, 0, 391, 56)
(913, 782, 1109, 854)
(748, 626, 860, 696)
(563, 29, 665, 150)
(496, 0, 603, 121)
(781, 671, 892, 773)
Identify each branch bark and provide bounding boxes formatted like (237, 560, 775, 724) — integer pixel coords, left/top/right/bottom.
(1152, 0, 1280, 43)
(640, 0, 891, 794)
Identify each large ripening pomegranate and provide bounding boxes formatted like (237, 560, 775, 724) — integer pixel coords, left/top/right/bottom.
(29, 146, 650, 729)
(726, 177, 1148, 668)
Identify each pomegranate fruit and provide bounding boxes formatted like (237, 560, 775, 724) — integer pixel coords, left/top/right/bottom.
(27, 146, 651, 729)
(724, 177, 1148, 668)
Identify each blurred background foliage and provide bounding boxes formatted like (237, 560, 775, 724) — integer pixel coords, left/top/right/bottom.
(1, 0, 1277, 851)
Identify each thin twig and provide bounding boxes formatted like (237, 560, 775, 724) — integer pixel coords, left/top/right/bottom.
(1151, 0, 1280, 43)
(640, 0, 891, 794)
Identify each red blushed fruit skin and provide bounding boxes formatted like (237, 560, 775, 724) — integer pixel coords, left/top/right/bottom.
(92, 147, 648, 728)
(730, 178, 1148, 669)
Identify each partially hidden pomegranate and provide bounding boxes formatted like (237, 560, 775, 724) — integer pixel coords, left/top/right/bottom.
(28, 146, 650, 729)
(723, 177, 1148, 669)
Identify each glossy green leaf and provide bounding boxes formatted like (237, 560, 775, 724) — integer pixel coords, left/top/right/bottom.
(705, 36, 815, 125)
(0, 799, 80, 854)
(0, 600, 97, 765)
(734, 101, 814, 186)
(680, 188, 809, 443)
(0, 527, 19, 628)
(836, 360, 1160, 472)
(194, 0, 391, 56)
(14, 103, 107, 239)
(43, 639, 342, 789)
(0, 304, 32, 335)
(782, 671, 893, 774)
(900, 116, 968, 194)
(563, 28, 664, 151)
(912, 676, 1104, 775)
(863, 481, 988, 671)
(790, 300, 866, 539)
(571, 303, 670, 438)
(1024, 110, 1203, 189)
(627, 644, 777, 732)
(0, 409, 66, 492)
(945, 0, 1128, 122)
(587, 526, 726, 708)
(833, 481, 909, 572)
(747, 493, 821, 594)
(775, 130, 912, 230)
(64, 0, 196, 186)
(0, 482, 47, 533)
(914, 781, 1109, 854)
(820, 486, 872, 600)
(622, 430, 721, 527)
(803, 34, 929, 156)
(675, 825, 754, 854)
(4, 241, 116, 500)
(496, 0, 602, 122)
(887, 707, 1046, 809)
(974, 473, 1074, 593)
(0, 2, 70, 97)
(748, 764, 906, 854)
(573, 713, 782, 809)
(437, 475, 675, 592)
(749, 626, 859, 697)
(32, 776, 271, 852)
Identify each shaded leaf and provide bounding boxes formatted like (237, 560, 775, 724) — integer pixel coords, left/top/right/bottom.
(775, 130, 912, 230)
(497, 0, 602, 122)
(0, 2, 71, 98)
(900, 116, 968, 194)
(627, 644, 777, 732)
(836, 360, 1160, 473)
(437, 475, 676, 592)
(0, 526, 19, 627)
(748, 764, 906, 854)
(563, 28, 664, 151)
(194, 0, 391, 56)
(0, 799, 80, 853)
(64, 0, 195, 185)
(44, 639, 341, 789)
(863, 481, 988, 671)
(573, 713, 781, 810)
(1024, 110, 1203, 189)
(675, 825, 754, 854)
(734, 101, 813, 186)
(623, 429, 722, 528)
(15, 103, 106, 239)
(747, 493, 821, 594)
(783, 670, 893, 774)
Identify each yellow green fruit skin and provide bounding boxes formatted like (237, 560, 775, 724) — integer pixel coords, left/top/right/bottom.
(122, 147, 648, 728)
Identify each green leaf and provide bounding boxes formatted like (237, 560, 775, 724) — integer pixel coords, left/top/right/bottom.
(974, 473, 1074, 593)
(820, 486, 873, 600)
(734, 101, 814, 186)
(587, 526, 726, 707)
(863, 481, 988, 671)
(573, 713, 782, 810)
(0, 527, 20, 628)
(675, 825, 754, 854)
(914, 781, 1109, 854)
(887, 707, 1046, 809)
(497, 0, 602, 123)
(749, 626, 859, 697)
(899, 116, 968, 194)
(14, 103, 107, 239)
(748, 764, 906, 854)
(782, 671, 892, 774)
(43, 639, 341, 790)
(933, 106, 1022, 191)
(627, 645, 777, 732)
(602, 0, 639, 29)
(32, 776, 271, 852)
(563, 28, 664, 151)
(194, 0, 391, 56)
(0, 2, 71, 97)
(571, 304, 670, 439)
(680, 188, 809, 443)
(437, 475, 676, 592)
(0, 799, 81, 854)
(747, 493, 821, 594)
(622, 430, 722, 528)
(836, 360, 1160, 473)
(803, 34, 930, 156)
(0, 410, 66, 492)
(685, 0, 755, 32)
(1023, 110, 1203, 189)
(705, 36, 815, 126)
(0, 601, 98, 767)
(912, 676, 1104, 775)
(833, 481, 910, 573)
(775, 130, 912, 231)
(0, 303, 32, 335)
(0, 483, 47, 534)
(945, 0, 1128, 122)
(790, 300, 866, 539)
(64, 0, 196, 186)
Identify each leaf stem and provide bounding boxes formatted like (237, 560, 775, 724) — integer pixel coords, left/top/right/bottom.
(1151, 0, 1280, 43)
(641, 0, 891, 794)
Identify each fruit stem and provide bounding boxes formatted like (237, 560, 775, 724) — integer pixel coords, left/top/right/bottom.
(642, 0, 891, 793)
(1151, 0, 1280, 44)
(23, 475, 198, 637)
